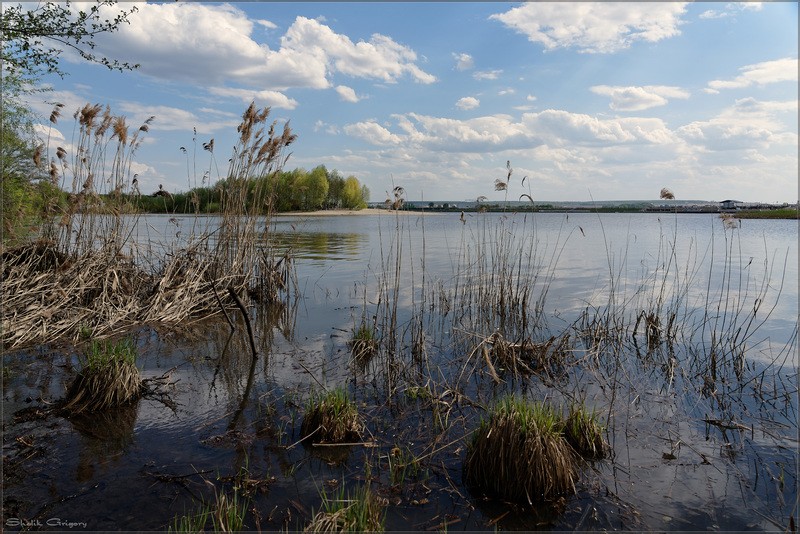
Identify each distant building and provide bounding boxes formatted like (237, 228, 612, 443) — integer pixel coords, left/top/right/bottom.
(719, 199, 741, 210)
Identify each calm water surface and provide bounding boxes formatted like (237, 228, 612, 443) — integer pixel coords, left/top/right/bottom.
(3, 211, 797, 531)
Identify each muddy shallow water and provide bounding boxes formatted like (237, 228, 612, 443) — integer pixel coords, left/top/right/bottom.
(3, 212, 798, 531)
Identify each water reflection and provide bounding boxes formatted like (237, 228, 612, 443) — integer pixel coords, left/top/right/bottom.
(69, 402, 139, 483)
(269, 231, 366, 263)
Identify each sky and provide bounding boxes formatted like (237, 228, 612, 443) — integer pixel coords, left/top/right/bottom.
(22, 1, 799, 203)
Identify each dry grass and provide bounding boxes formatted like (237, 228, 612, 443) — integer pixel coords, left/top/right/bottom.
(487, 331, 571, 376)
(720, 213, 740, 229)
(464, 396, 576, 503)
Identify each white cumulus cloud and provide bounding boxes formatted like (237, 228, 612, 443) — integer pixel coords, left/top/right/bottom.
(256, 19, 278, 29)
(590, 85, 690, 111)
(208, 87, 299, 110)
(335, 85, 360, 103)
(677, 97, 798, 151)
(489, 2, 688, 53)
(456, 97, 480, 110)
(343, 121, 402, 145)
(89, 5, 435, 93)
(699, 2, 762, 19)
(453, 52, 474, 71)
(116, 102, 240, 134)
(473, 70, 502, 80)
(706, 57, 798, 92)
(523, 109, 678, 146)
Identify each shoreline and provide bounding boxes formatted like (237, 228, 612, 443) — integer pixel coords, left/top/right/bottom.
(275, 208, 428, 217)
(275, 207, 798, 219)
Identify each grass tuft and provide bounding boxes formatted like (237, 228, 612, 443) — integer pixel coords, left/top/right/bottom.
(305, 483, 385, 532)
(464, 396, 576, 503)
(61, 337, 142, 414)
(301, 388, 362, 444)
(564, 405, 607, 460)
(169, 488, 247, 533)
(350, 322, 378, 363)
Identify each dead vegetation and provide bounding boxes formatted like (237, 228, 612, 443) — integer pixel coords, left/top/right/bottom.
(1, 101, 296, 350)
(484, 331, 572, 376)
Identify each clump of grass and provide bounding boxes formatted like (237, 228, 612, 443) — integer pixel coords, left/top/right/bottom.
(169, 505, 210, 533)
(301, 388, 362, 444)
(210, 490, 247, 532)
(305, 484, 385, 533)
(169, 489, 247, 533)
(464, 396, 576, 504)
(403, 385, 432, 401)
(563, 405, 607, 460)
(388, 444, 422, 486)
(349, 322, 377, 363)
(61, 337, 142, 414)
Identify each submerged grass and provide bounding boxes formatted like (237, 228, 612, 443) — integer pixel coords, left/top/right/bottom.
(169, 488, 247, 533)
(350, 322, 378, 364)
(564, 404, 607, 460)
(388, 444, 423, 486)
(305, 483, 385, 533)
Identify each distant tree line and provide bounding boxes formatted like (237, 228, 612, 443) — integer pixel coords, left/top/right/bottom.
(132, 165, 370, 214)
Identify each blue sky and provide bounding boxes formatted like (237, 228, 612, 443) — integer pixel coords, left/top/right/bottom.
(25, 2, 798, 203)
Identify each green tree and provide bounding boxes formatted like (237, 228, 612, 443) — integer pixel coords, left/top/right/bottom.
(342, 175, 367, 210)
(298, 165, 329, 210)
(1, 72, 43, 236)
(326, 169, 345, 209)
(1, 0, 139, 79)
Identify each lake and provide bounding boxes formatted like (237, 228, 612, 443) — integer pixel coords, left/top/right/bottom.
(3, 210, 797, 530)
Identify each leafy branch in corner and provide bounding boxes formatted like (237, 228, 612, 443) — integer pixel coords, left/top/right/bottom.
(1, 0, 140, 79)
